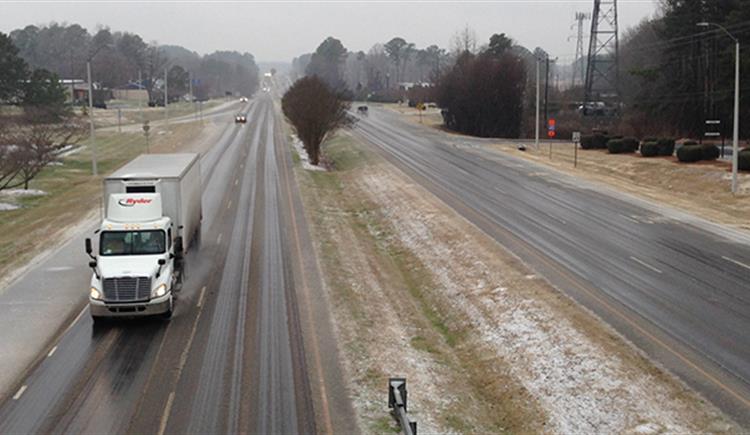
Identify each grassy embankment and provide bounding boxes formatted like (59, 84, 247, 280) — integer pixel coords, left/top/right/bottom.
(0, 122, 205, 286)
(293, 132, 544, 433)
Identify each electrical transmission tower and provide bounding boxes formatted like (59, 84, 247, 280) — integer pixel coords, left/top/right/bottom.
(584, 0, 619, 114)
(572, 12, 590, 88)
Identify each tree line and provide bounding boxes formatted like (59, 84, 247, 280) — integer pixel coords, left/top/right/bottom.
(618, 0, 750, 138)
(8, 23, 260, 102)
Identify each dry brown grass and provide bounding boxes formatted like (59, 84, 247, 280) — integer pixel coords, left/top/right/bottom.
(0, 122, 206, 288)
(491, 143, 750, 230)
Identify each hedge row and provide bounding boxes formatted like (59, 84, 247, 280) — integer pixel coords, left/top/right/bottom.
(607, 137, 639, 154)
(639, 138, 675, 157)
(581, 133, 624, 150)
(677, 144, 720, 163)
(739, 148, 750, 171)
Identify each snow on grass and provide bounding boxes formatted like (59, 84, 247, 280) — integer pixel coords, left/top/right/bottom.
(359, 169, 731, 434)
(0, 203, 20, 211)
(291, 134, 326, 171)
(0, 189, 47, 197)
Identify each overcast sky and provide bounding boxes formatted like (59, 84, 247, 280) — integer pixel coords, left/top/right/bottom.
(2, 1, 659, 64)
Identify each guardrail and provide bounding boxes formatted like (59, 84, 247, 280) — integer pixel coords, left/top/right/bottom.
(388, 378, 417, 435)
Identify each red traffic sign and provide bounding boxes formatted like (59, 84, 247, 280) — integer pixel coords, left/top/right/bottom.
(548, 118, 556, 126)
(547, 130, 556, 138)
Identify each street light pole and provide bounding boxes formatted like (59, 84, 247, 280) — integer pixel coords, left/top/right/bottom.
(86, 60, 97, 176)
(535, 56, 540, 149)
(697, 22, 740, 194)
(732, 39, 740, 194)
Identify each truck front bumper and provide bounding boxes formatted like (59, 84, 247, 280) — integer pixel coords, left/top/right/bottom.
(89, 293, 172, 317)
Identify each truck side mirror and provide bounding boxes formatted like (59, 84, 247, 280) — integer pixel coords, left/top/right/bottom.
(158, 259, 166, 266)
(88, 260, 97, 268)
(85, 238, 93, 255)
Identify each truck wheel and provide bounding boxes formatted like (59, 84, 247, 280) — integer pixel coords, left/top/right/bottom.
(162, 297, 173, 319)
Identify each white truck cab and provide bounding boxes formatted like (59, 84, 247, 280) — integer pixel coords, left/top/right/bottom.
(85, 154, 201, 321)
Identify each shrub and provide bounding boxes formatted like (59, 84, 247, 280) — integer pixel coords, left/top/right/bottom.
(739, 148, 750, 171)
(677, 144, 703, 162)
(642, 137, 658, 143)
(607, 139, 626, 154)
(701, 144, 720, 161)
(683, 140, 698, 146)
(657, 138, 675, 156)
(580, 135, 595, 149)
(592, 133, 609, 149)
(640, 142, 659, 157)
(622, 137, 639, 152)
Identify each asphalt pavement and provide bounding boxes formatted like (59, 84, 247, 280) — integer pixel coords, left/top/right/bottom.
(353, 107, 750, 427)
(0, 94, 353, 433)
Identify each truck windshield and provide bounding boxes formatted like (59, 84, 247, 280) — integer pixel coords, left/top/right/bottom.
(100, 230, 166, 256)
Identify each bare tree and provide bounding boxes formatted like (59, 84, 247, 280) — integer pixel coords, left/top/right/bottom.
(451, 25, 477, 56)
(0, 111, 85, 191)
(281, 76, 353, 165)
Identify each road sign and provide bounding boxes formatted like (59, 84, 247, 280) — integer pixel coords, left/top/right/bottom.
(547, 130, 556, 138)
(572, 131, 581, 168)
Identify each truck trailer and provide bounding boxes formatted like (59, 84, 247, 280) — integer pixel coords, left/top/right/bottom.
(85, 153, 202, 321)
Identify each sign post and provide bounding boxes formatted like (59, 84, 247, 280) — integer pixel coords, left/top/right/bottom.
(572, 131, 581, 168)
(142, 120, 151, 153)
(547, 118, 556, 159)
(705, 119, 722, 156)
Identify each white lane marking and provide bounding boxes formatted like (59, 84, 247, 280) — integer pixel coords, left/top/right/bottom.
(234, 178, 238, 186)
(620, 213, 640, 223)
(157, 391, 176, 435)
(217, 233, 223, 244)
(13, 385, 27, 400)
(197, 286, 206, 308)
(47, 346, 57, 358)
(226, 200, 232, 209)
(722, 256, 750, 271)
(543, 211, 566, 225)
(630, 256, 662, 274)
(46, 266, 74, 272)
(65, 306, 88, 335)
(494, 186, 507, 195)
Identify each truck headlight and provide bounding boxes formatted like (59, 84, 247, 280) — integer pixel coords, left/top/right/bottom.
(90, 287, 102, 300)
(152, 284, 167, 298)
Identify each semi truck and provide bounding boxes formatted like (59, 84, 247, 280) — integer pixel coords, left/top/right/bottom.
(85, 153, 202, 321)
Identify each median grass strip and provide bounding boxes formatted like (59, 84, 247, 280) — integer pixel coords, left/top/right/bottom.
(0, 122, 205, 290)
(294, 132, 545, 433)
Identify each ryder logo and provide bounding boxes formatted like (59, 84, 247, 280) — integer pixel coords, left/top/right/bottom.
(118, 198, 153, 207)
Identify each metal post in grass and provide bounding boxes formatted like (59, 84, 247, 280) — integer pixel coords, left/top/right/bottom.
(697, 22, 740, 194)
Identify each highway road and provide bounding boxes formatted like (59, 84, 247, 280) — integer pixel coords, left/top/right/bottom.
(354, 107, 750, 427)
(0, 94, 354, 433)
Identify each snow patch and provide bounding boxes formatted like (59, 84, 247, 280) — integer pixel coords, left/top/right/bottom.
(0, 203, 20, 211)
(0, 189, 47, 197)
(291, 134, 326, 171)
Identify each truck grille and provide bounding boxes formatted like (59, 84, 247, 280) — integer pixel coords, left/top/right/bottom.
(102, 277, 151, 302)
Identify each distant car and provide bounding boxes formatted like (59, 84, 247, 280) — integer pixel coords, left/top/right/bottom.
(239, 97, 248, 103)
(235, 113, 247, 123)
(357, 106, 368, 115)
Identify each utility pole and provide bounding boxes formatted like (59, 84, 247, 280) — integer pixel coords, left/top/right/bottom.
(86, 60, 98, 176)
(188, 71, 196, 120)
(164, 67, 169, 126)
(544, 55, 550, 125)
(138, 70, 144, 123)
(535, 55, 541, 149)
